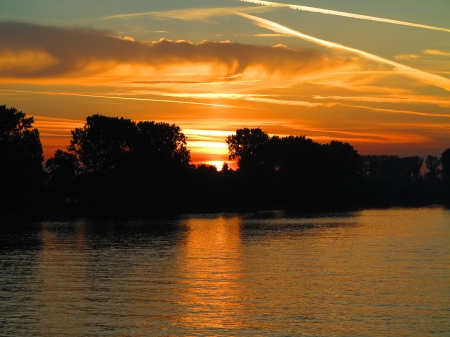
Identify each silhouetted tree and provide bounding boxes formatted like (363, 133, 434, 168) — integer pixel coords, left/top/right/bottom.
(275, 137, 361, 204)
(225, 128, 276, 207)
(131, 121, 191, 209)
(274, 136, 321, 203)
(226, 128, 272, 176)
(322, 140, 362, 201)
(403, 156, 424, 180)
(61, 114, 190, 210)
(136, 121, 190, 166)
(362, 155, 423, 181)
(0, 105, 44, 210)
(442, 148, 450, 177)
(425, 155, 441, 180)
(441, 148, 450, 197)
(45, 149, 80, 197)
(68, 114, 137, 174)
(361, 154, 427, 204)
(221, 162, 229, 173)
(422, 155, 444, 201)
(225, 129, 364, 207)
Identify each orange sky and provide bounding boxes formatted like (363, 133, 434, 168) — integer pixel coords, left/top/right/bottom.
(1, 1, 450, 169)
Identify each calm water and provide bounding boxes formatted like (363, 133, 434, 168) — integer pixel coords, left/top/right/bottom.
(1, 207, 449, 336)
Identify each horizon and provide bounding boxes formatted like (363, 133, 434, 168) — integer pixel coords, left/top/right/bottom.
(1, 0, 449, 170)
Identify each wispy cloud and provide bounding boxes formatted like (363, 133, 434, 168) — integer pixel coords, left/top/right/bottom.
(244, 97, 335, 107)
(279, 126, 430, 144)
(395, 54, 419, 61)
(240, 0, 450, 33)
(0, 22, 350, 84)
(122, 89, 450, 115)
(114, 90, 337, 107)
(255, 33, 291, 37)
(237, 13, 450, 91)
(313, 95, 450, 107)
(33, 115, 84, 135)
(423, 49, 450, 57)
(103, 6, 272, 22)
(341, 104, 450, 118)
(103, 88, 450, 111)
(0, 89, 257, 109)
(119, 91, 270, 100)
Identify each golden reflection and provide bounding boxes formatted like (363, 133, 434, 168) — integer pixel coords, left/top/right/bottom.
(35, 221, 89, 335)
(177, 216, 245, 330)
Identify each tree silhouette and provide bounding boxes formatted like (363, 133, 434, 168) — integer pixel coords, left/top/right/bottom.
(3, 104, 445, 213)
(60, 114, 191, 210)
(425, 155, 441, 180)
(0, 105, 44, 210)
(68, 114, 137, 174)
(441, 148, 450, 197)
(136, 121, 190, 167)
(226, 128, 272, 176)
(225, 129, 364, 206)
(442, 148, 450, 177)
(361, 155, 426, 204)
(45, 149, 80, 199)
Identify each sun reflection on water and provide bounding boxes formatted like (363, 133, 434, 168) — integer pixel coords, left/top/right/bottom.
(176, 216, 246, 331)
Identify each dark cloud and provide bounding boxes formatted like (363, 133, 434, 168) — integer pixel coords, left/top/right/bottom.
(0, 21, 350, 80)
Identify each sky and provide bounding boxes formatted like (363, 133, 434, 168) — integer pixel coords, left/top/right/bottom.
(1, 0, 450, 169)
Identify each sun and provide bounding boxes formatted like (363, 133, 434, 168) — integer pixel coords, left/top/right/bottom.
(205, 161, 227, 171)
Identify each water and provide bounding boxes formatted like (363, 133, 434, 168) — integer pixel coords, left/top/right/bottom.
(1, 207, 449, 336)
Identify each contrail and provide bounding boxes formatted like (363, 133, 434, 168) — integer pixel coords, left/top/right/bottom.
(342, 104, 450, 119)
(244, 97, 335, 107)
(104, 6, 271, 21)
(0, 90, 258, 109)
(237, 13, 450, 92)
(240, 0, 450, 33)
(313, 95, 450, 107)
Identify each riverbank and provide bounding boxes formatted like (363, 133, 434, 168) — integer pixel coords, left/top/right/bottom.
(1, 200, 448, 222)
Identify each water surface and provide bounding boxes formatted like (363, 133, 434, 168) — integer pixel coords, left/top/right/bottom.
(1, 207, 449, 336)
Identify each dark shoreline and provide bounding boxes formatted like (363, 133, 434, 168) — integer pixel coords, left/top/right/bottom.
(1, 201, 448, 222)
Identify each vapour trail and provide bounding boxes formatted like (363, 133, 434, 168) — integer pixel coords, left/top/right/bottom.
(245, 97, 335, 107)
(237, 13, 450, 92)
(240, 0, 450, 33)
(341, 104, 450, 118)
(0, 90, 258, 109)
(313, 95, 450, 107)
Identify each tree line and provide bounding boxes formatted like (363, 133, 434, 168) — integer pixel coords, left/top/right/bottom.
(1, 104, 450, 214)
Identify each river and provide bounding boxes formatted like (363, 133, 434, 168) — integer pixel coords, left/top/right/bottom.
(1, 207, 449, 336)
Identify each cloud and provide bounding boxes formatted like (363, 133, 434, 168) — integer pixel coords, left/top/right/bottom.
(106, 88, 450, 115)
(278, 125, 430, 144)
(395, 54, 419, 61)
(127, 90, 335, 107)
(244, 97, 335, 107)
(423, 49, 450, 57)
(33, 115, 84, 136)
(0, 21, 351, 84)
(120, 36, 135, 42)
(240, 0, 450, 33)
(119, 91, 269, 100)
(255, 33, 291, 37)
(237, 13, 450, 91)
(103, 6, 272, 22)
(313, 95, 450, 107)
(111, 88, 450, 109)
(0, 89, 258, 109)
(341, 104, 450, 118)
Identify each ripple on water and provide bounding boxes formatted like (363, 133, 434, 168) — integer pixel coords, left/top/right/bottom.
(0, 207, 449, 336)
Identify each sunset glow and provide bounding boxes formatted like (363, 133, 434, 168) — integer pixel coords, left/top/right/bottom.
(1, 0, 449, 164)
